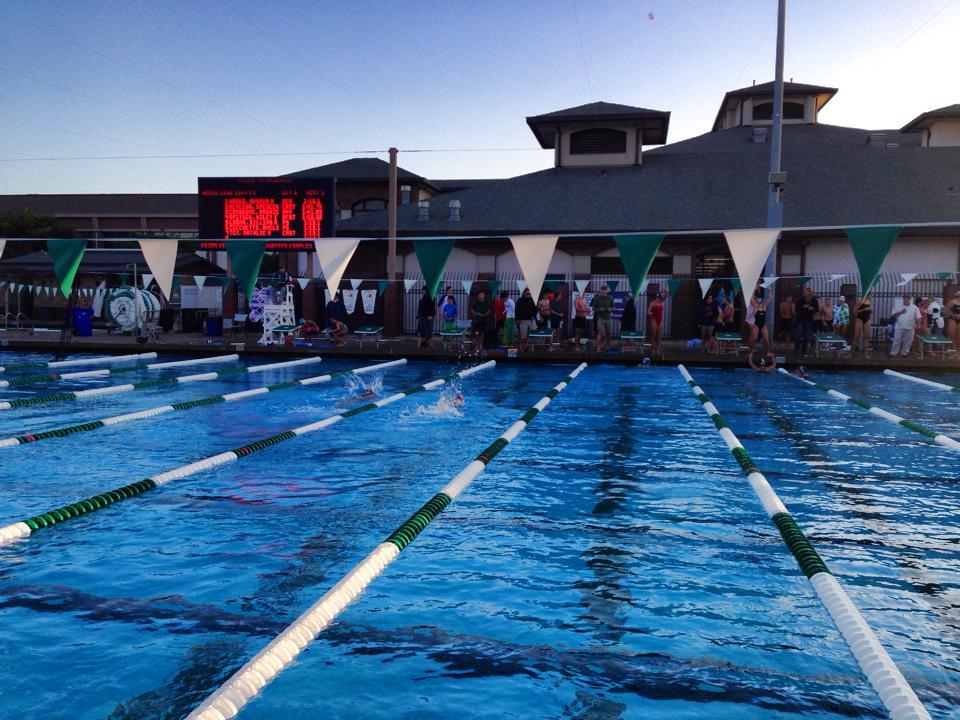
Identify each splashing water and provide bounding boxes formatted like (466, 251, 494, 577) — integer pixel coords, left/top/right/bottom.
(400, 383, 465, 420)
(341, 372, 384, 399)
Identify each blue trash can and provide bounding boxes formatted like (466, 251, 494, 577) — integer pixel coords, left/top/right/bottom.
(72, 308, 94, 337)
(205, 316, 223, 337)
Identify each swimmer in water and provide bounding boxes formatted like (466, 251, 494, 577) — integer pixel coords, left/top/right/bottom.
(793, 365, 809, 378)
(453, 393, 464, 406)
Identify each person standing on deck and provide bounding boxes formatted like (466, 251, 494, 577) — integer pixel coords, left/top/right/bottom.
(591, 285, 614, 352)
(515, 288, 537, 351)
(621, 295, 636, 333)
(416, 287, 435, 349)
(647, 293, 664, 354)
(469, 291, 491, 350)
(795, 286, 818, 356)
(777, 294, 795, 347)
(549, 292, 563, 343)
(494, 292, 507, 344)
(573, 292, 590, 349)
(501, 291, 516, 346)
(890, 293, 922, 358)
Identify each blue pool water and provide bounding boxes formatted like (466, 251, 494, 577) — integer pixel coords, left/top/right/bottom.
(0, 352, 958, 719)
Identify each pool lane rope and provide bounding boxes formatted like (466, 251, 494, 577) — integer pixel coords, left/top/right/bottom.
(0, 359, 407, 449)
(779, 368, 960, 454)
(883, 368, 958, 393)
(185, 361, 587, 720)
(0, 351, 158, 373)
(679, 365, 930, 720)
(0, 353, 240, 389)
(0, 360, 496, 547)
(0, 356, 317, 412)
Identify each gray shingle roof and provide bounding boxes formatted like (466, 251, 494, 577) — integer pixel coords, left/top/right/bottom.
(526, 102, 670, 147)
(901, 104, 960, 132)
(337, 123, 960, 236)
(282, 157, 435, 187)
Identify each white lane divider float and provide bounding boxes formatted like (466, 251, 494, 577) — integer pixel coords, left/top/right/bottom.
(0, 360, 496, 547)
(185, 361, 587, 720)
(780, 368, 960, 454)
(0, 352, 158, 373)
(0, 356, 318, 412)
(680, 365, 931, 720)
(883, 368, 958, 392)
(0, 359, 406, 449)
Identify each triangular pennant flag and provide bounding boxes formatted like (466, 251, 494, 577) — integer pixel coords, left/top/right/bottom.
(667, 278, 682, 299)
(517, 279, 528, 294)
(461, 279, 473, 295)
(47, 286, 55, 296)
(227, 240, 266, 301)
(937, 271, 954, 280)
(349, 278, 363, 290)
(0, 240, 5, 262)
(829, 274, 846, 282)
(314, 237, 361, 304)
(34, 285, 42, 294)
(138, 239, 178, 301)
(141, 273, 154, 289)
(795, 275, 812, 287)
(730, 278, 742, 297)
(614, 233, 665, 300)
(411, 239, 456, 300)
(845, 226, 901, 296)
(575, 279, 589, 295)
(698, 278, 714, 298)
(896, 272, 918, 287)
(762, 276, 778, 287)
(28, 285, 35, 293)
(195, 276, 207, 288)
(377, 279, 390, 295)
(606, 279, 619, 293)
(403, 279, 416, 292)
(488, 279, 501, 297)
(297, 278, 310, 290)
(723, 230, 779, 307)
(510, 235, 558, 302)
(47, 238, 88, 297)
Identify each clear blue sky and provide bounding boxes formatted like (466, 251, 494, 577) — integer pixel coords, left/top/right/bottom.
(1, 0, 957, 194)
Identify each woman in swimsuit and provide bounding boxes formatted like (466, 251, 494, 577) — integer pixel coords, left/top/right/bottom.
(852, 297, 873, 357)
(748, 290, 769, 350)
(948, 291, 960, 348)
(647, 293, 664, 355)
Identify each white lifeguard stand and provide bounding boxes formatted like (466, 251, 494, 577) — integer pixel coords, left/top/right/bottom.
(258, 286, 297, 345)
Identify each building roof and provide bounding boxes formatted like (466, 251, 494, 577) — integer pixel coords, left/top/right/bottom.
(0, 248, 225, 276)
(712, 81, 838, 131)
(430, 179, 506, 193)
(282, 157, 439, 190)
(526, 102, 671, 147)
(0, 194, 197, 215)
(337, 122, 960, 236)
(901, 104, 960, 132)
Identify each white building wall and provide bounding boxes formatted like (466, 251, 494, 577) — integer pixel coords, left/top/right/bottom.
(804, 237, 959, 274)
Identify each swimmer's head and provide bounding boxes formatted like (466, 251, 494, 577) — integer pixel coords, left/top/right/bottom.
(454, 393, 464, 405)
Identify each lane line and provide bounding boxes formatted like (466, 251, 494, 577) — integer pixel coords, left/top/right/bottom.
(680, 365, 931, 720)
(186, 362, 587, 720)
(883, 369, 957, 393)
(0, 352, 157, 373)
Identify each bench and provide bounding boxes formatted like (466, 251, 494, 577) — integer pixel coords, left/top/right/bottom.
(815, 332, 848, 358)
(270, 324, 298, 343)
(917, 333, 955, 359)
(620, 331, 649, 352)
(354, 325, 384, 348)
(439, 329, 466, 351)
(715, 331, 745, 356)
(527, 330, 553, 351)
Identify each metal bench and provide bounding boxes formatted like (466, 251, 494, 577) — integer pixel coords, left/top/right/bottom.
(917, 333, 955, 359)
(527, 330, 553, 351)
(439, 329, 466, 351)
(354, 325, 384, 348)
(815, 332, 847, 358)
(715, 331, 745, 355)
(619, 331, 649, 352)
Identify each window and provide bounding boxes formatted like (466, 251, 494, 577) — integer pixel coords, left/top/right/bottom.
(351, 198, 387, 216)
(570, 128, 627, 155)
(752, 101, 805, 121)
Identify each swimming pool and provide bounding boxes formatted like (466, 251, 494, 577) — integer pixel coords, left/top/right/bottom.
(0, 352, 957, 719)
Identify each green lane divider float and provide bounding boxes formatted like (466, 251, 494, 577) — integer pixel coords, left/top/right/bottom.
(679, 365, 931, 720)
(185, 361, 587, 720)
(0, 356, 315, 412)
(779, 368, 960, 454)
(884, 368, 960, 393)
(0, 359, 407, 449)
(0, 353, 240, 389)
(0, 360, 495, 547)
(0, 351, 157, 374)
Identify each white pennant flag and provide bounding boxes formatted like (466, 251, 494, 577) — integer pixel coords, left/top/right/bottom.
(0, 239, 5, 262)
(297, 278, 310, 290)
(28, 285, 35, 293)
(575, 279, 589, 295)
(724, 230, 779, 305)
(762, 276, 778, 288)
(829, 274, 846, 283)
(403, 278, 416, 292)
(194, 276, 207, 289)
(361, 288, 377, 314)
(0, 281, 6, 289)
(314, 237, 361, 304)
(517, 279, 528, 294)
(461, 279, 473, 295)
(138, 239, 178, 301)
(342, 289, 358, 314)
(141, 273, 154, 290)
(47, 286, 55, 296)
(510, 235, 559, 302)
(698, 278, 714, 298)
(896, 272, 918, 287)
(349, 278, 363, 290)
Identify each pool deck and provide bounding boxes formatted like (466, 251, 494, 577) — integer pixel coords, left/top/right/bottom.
(2, 327, 958, 372)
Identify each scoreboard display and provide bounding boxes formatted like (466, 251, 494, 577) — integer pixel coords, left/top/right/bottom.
(198, 177, 335, 240)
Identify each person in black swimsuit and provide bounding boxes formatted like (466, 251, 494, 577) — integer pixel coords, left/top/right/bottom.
(948, 291, 960, 349)
(852, 297, 873, 356)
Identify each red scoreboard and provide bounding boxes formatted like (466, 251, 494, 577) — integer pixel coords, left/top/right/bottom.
(198, 177, 335, 240)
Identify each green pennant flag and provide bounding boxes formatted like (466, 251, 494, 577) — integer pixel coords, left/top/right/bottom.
(730, 278, 742, 298)
(937, 271, 954, 280)
(795, 275, 812, 287)
(118, 273, 129, 286)
(614, 233, 665, 299)
(845, 226, 901, 296)
(606, 279, 619, 293)
(227, 240, 266, 300)
(377, 279, 390, 296)
(412, 239, 455, 300)
(46, 239, 87, 297)
(488, 279, 501, 297)
(667, 278, 682, 299)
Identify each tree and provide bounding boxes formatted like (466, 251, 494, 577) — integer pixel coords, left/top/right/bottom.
(0, 209, 76, 257)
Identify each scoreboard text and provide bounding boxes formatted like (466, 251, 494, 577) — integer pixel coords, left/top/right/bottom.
(198, 177, 335, 239)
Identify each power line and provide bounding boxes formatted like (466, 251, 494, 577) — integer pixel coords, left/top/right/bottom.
(874, 0, 958, 66)
(571, 0, 595, 99)
(0, 148, 542, 163)
(733, 10, 776, 87)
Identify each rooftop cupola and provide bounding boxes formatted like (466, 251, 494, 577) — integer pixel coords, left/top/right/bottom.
(901, 104, 960, 147)
(526, 101, 670, 168)
(712, 81, 837, 132)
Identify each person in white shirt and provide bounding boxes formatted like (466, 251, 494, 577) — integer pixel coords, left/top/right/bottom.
(501, 291, 516, 345)
(890, 294, 922, 357)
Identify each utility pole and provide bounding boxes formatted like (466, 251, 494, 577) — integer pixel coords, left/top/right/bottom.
(764, 0, 786, 334)
(388, 147, 398, 279)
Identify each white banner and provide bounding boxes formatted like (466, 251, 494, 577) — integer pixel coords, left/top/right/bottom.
(575, 279, 589, 295)
(403, 278, 416, 292)
(194, 275, 207, 289)
(297, 278, 310, 290)
(510, 235, 558, 302)
(724, 229, 779, 304)
(461, 279, 473, 295)
(349, 278, 363, 290)
(762, 276, 778, 287)
(138, 239, 178, 301)
(141, 273, 154, 289)
(361, 289, 377, 314)
(314, 237, 361, 305)
(698, 278, 714, 298)
(342, 289, 358, 314)
(829, 274, 846, 282)
(570, 292, 595, 319)
(896, 272, 918, 287)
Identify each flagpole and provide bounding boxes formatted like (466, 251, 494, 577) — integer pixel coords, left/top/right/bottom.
(764, 0, 786, 340)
